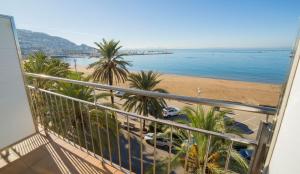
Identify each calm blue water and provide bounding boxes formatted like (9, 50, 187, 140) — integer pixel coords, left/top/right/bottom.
(63, 49, 292, 84)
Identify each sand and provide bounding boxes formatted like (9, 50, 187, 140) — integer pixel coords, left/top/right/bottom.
(74, 66, 282, 107)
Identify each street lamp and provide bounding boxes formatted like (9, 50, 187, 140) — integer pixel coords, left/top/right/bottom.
(74, 59, 77, 72)
(197, 87, 201, 97)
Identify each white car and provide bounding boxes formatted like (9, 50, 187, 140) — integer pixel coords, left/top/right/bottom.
(163, 107, 180, 117)
(144, 133, 154, 141)
(144, 133, 171, 148)
(114, 91, 126, 97)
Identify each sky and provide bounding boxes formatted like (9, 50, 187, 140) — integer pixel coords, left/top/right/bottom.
(1, 0, 300, 49)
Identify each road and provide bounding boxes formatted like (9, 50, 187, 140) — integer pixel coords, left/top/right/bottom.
(101, 124, 178, 174)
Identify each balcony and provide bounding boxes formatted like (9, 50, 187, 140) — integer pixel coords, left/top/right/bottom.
(0, 73, 277, 174)
(0, 131, 125, 174)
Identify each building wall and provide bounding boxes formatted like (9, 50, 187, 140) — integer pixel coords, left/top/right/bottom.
(267, 39, 300, 173)
(0, 15, 35, 149)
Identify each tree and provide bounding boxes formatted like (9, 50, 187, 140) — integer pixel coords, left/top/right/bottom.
(55, 72, 110, 102)
(156, 105, 248, 174)
(88, 39, 131, 105)
(34, 72, 119, 159)
(24, 51, 69, 88)
(53, 72, 117, 153)
(123, 71, 168, 130)
(24, 51, 69, 132)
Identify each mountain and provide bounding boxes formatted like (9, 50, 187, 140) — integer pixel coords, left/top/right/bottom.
(17, 29, 96, 56)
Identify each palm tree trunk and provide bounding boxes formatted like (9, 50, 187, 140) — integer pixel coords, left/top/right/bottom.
(108, 71, 114, 104)
(143, 119, 146, 131)
(143, 111, 148, 131)
(110, 89, 114, 104)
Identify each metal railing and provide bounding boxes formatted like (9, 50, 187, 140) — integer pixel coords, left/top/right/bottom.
(25, 73, 277, 115)
(25, 73, 276, 174)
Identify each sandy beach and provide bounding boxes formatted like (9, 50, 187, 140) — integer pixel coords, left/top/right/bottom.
(75, 65, 282, 107)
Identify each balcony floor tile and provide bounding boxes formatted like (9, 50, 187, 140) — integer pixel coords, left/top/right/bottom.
(0, 132, 126, 174)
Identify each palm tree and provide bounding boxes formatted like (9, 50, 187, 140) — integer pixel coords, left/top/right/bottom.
(24, 51, 69, 88)
(55, 72, 110, 102)
(88, 39, 131, 105)
(24, 52, 69, 131)
(123, 71, 168, 130)
(159, 105, 248, 174)
(53, 72, 113, 142)
(33, 71, 119, 160)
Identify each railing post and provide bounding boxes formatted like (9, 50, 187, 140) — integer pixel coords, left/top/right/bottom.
(249, 122, 272, 174)
(32, 79, 43, 132)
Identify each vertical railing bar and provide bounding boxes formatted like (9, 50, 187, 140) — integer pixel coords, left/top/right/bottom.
(37, 88, 44, 126)
(140, 118, 144, 174)
(95, 108, 104, 161)
(203, 135, 212, 173)
(79, 102, 88, 151)
(224, 140, 234, 172)
(44, 93, 54, 132)
(168, 125, 173, 174)
(54, 95, 64, 137)
(153, 122, 157, 174)
(93, 87, 97, 104)
(32, 80, 42, 124)
(105, 111, 112, 164)
(27, 88, 34, 115)
(247, 144, 258, 174)
(115, 113, 122, 169)
(41, 91, 50, 131)
(28, 88, 38, 126)
(184, 130, 191, 173)
(48, 94, 59, 135)
(59, 96, 68, 140)
(38, 90, 46, 130)
(43, 92, 51, 127)
(72, 100, 81, 147)
(31, 88, 41, 124)
(127, 115, 132, 173)
(65, 98, 76, 146)
(93, 88, 105, 160)
(46, 92, 58, 135)
(87, 105, 96, 156)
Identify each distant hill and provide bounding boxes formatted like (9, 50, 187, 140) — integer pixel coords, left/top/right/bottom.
(17, 29, 96, 56)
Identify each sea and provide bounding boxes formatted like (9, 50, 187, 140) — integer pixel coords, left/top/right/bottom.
(62, 48, 292, 84)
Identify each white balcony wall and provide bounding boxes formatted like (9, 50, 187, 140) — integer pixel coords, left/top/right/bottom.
(267, 39, 300, 173)
(0, 15, 35, 149)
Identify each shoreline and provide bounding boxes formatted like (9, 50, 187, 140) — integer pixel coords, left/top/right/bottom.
(71, 63, 284, 85)
(155, 72, 282, 86)
(74, 65, 282, 106)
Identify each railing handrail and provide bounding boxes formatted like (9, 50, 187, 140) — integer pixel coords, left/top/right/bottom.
(25, 72, 277, 115)
(28, 85, 257, 145)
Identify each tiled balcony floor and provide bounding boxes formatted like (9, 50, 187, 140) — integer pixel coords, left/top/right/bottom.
(0, 131, 125, 174)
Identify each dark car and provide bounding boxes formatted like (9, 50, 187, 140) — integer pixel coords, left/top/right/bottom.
(239, 149, 253, 160)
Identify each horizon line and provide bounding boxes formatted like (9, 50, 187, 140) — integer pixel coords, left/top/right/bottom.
(17, 28, 293, 51)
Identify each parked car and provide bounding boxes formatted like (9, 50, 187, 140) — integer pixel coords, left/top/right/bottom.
(144, 133, 172, 148)
(144, 133, 155, 142)
(114, 90, 125, 97)
(239, 149, 253, 160)
(181, 138, 196, 148)
(144, 133, 181, 152)
(233, 143, 248, 151)
(163, 107, 180, 117)
(224, 115, 235, 126)
(121, 121, 135, 131)
(224, 111, 237, 126)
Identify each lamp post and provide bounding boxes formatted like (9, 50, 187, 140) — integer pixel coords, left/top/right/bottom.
(197, 87, 201, 97)
(74, 59, 77, 73)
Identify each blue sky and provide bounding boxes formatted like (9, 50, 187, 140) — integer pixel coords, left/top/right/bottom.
(1, 0, 300, 49)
